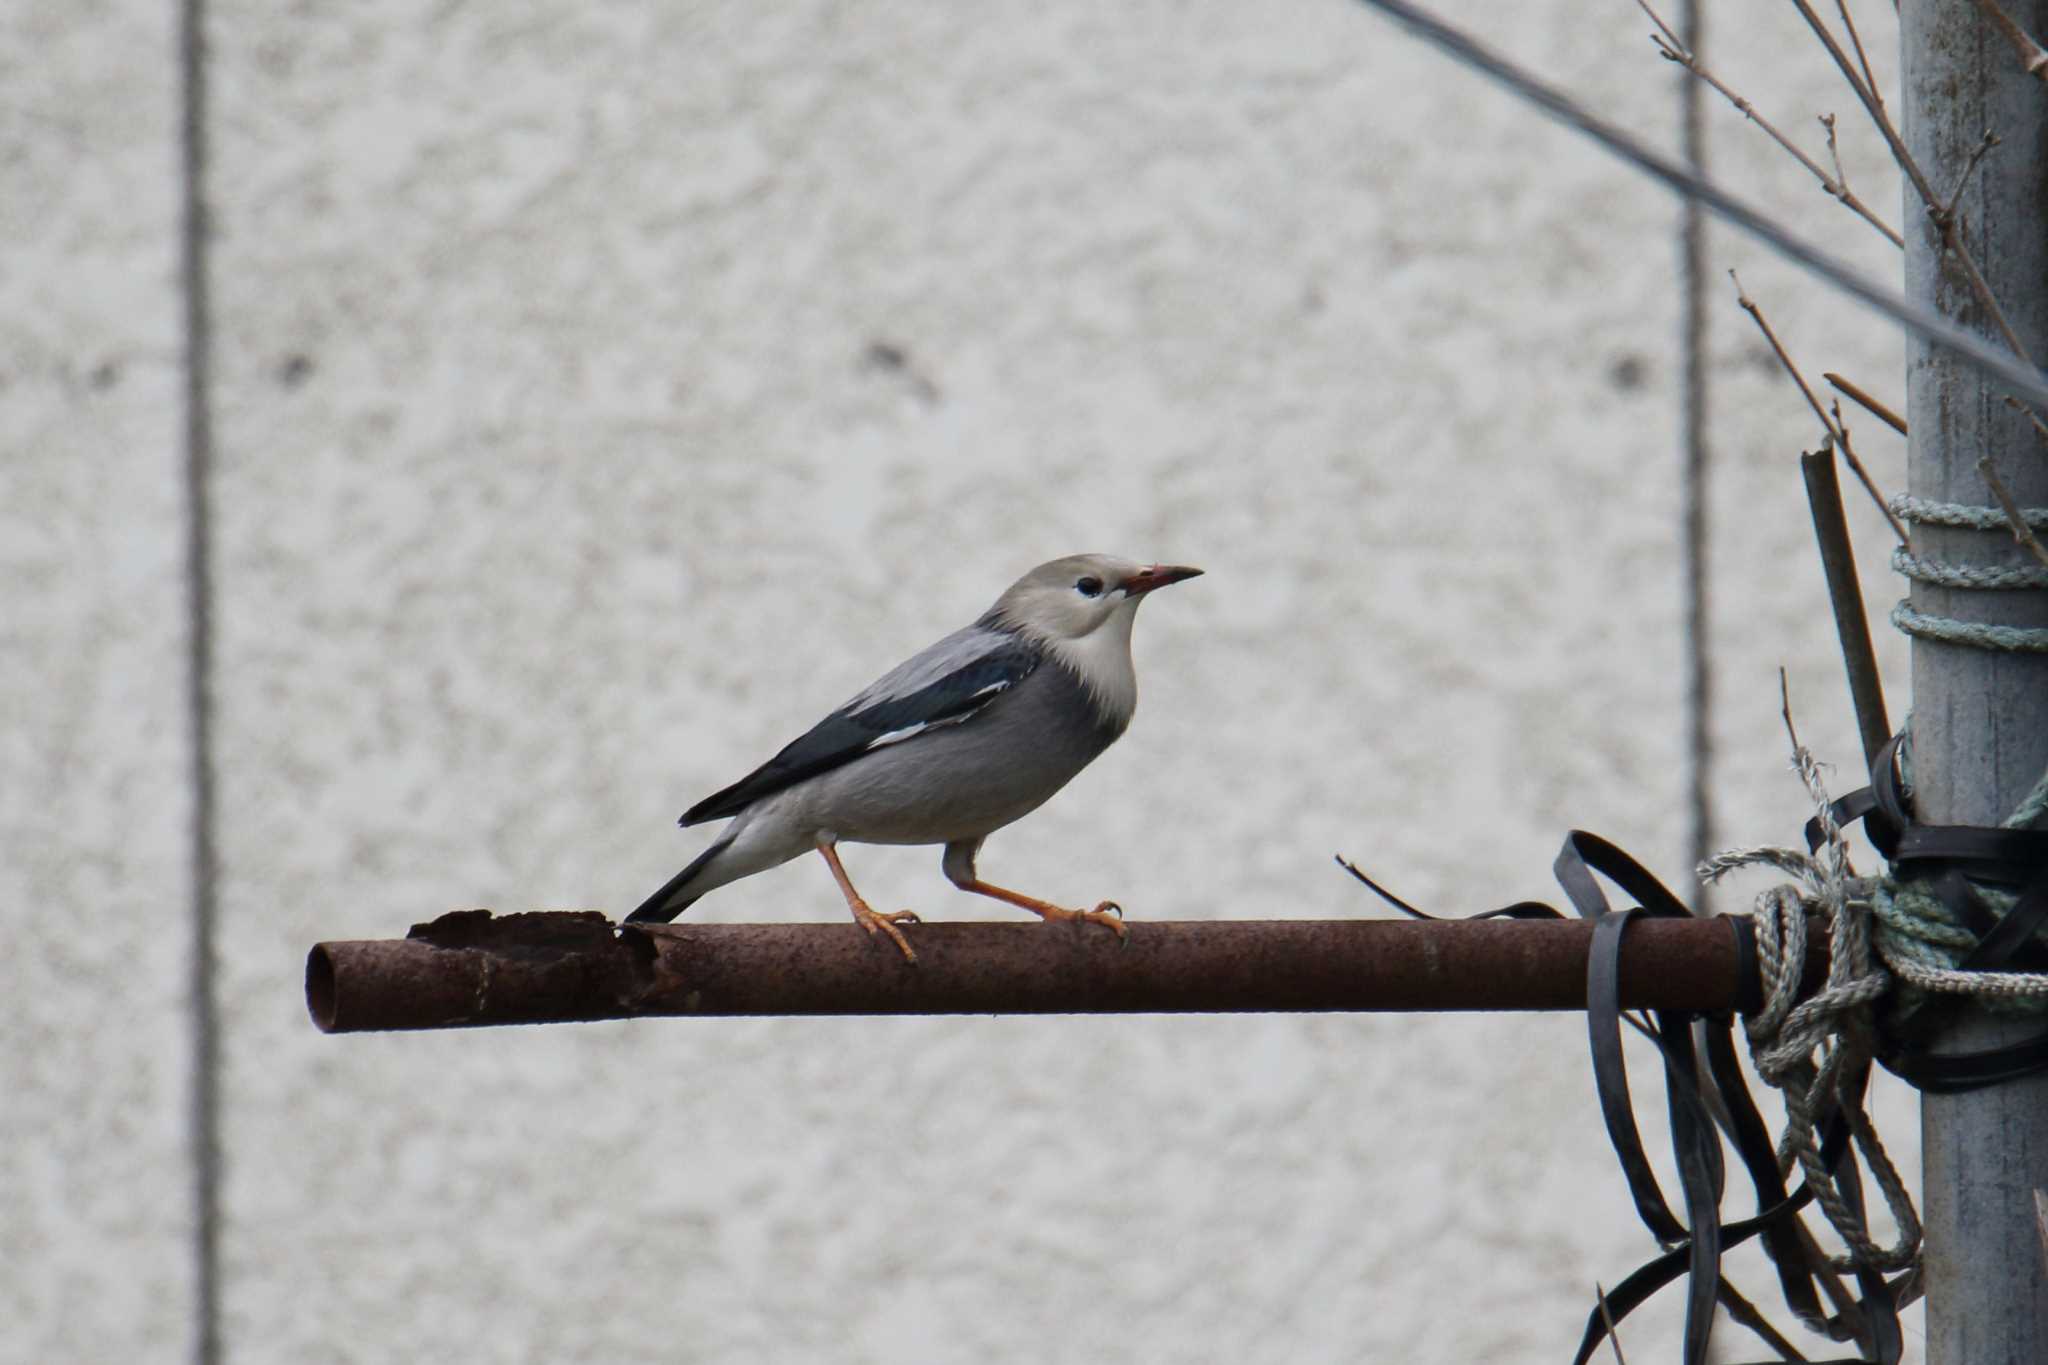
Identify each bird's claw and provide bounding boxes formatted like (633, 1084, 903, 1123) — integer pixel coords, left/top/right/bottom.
(1091, 901, 1132, 949)
(852, 903, 920, 963)
(1079, 901, 1130, 944)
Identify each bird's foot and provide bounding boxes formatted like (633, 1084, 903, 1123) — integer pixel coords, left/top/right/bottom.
(1037, 899, 1129, 945)
(851, 902, 921, 963)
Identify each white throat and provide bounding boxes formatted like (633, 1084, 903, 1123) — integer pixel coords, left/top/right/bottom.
(1036, 599, 1140, 725)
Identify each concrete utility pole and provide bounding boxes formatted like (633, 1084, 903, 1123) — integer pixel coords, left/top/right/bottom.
(1903, 2, 2048, 1359)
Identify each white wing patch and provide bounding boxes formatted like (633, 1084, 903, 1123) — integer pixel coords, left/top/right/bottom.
(865, 721, 933, 751)
(858, 677, 1015, 753)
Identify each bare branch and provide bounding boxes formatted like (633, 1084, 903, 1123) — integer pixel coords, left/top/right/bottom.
(1353, 0, 2048, 409)
(1779, 665, 1803, 753)
(1734, 271, 1841, 433)
(1638, 0, 1904, 246)
(1830, 400, 1908, 545)
(1940, 211, 2035, 363)
(1821, 112, 1849, 190)
(1594, 1284, 1630, 1365)
(1731, 270, 1909, 542)
(1634, 0, 1685, 50)
(1835, 0, 1888, 118)
(1976, 455, 2048, 570)
(1920, 129, 2033, 366)
(2004, 394, 2048, 450)
(1825, 371, 1909, 434)
(1787, 0, 2038, 366)
(1786, 0, 1940, 204)
(1943, 130, 2003, 217)
(1971, 0, 2048, 85)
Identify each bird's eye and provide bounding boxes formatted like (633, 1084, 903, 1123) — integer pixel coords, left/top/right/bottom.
(1075, 576, 1104, 598)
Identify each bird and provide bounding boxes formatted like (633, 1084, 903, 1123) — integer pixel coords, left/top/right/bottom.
(625, 554, 1203, 962)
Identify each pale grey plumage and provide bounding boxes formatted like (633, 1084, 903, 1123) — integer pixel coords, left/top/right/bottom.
(627, 554, 1200, 956)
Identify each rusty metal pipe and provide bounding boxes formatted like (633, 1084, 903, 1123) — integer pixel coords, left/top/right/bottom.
(307, 910, 1789, 1034)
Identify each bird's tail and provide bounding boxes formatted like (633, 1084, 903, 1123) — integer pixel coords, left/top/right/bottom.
(625, 832, 735, 924)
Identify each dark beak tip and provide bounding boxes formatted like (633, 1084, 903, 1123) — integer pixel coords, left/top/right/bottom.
(1127, 563, 1204, 595)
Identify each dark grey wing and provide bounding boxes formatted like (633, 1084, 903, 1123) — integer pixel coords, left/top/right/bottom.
(680, 625, 1043, 825)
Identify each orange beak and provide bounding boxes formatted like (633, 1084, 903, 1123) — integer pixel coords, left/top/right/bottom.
(1121, 563, 1204, 596)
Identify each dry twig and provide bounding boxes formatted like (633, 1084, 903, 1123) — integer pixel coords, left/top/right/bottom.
(1820, 112, 1849, 192)
(1788, 0, 2037, 365)
(1359, 0, 2048, 409)
(1971, 0, 2048, 85)
(1835, 0, 1888, 118)
(1594, 1283, 1630, 1365)
(1975, 455, 2048, 571)
(1786, 0, 1933, 203)
(1825, 371, 1908, 435)
(1636, 0, 1903, 246)
(1779, 665, 1802, 749)
(2005, 394, 2048, 450)
(1938, 218, 2034, 364)
(1732, 270, 1909, 542)
(1942, 131, 2003, 218)
(1735, 273, 1843, 433)
(1828, 400, 1901, 540)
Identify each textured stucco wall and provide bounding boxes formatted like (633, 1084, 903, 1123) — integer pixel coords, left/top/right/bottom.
(3, 1, 196, 1358)
(8, 2, 1923, 1360)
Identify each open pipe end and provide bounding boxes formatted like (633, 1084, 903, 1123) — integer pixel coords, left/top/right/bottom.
(306, 945, 339, 1032)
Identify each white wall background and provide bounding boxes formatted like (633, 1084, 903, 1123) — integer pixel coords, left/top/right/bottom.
(6, 1, 1925, 1360)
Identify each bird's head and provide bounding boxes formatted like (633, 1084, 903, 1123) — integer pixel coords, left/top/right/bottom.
(983, 554, 1203, 643)
(981, 554, 1201, 726)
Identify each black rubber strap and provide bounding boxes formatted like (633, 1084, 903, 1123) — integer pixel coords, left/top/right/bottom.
(1958, 875, 2048, 972)
(1801, 731, 2048, 1093)
(1556, 833, 1898, 1362)
(1361, 827, 1909, 1361)
(1561, 834, 1761, 1364)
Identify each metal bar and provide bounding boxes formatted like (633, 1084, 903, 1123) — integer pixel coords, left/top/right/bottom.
(1800, 447, 1893, 768)
(1903, 1, 2048, 1359)
(307, 911, 1790, 1033)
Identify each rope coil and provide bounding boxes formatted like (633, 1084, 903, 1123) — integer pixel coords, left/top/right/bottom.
(1873, 882, 2048, 1000)
(1887, 494, 2048, 652)
(1890, 546, 2048, 591)
(1889, 493, 2048, 531)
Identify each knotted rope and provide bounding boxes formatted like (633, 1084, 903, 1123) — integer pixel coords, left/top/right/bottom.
(1701, 739, 1920, 1276)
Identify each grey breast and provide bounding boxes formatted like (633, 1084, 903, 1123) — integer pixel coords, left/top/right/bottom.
(784, 657, 1128, 846)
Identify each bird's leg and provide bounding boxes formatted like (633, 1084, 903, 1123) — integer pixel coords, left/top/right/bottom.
(931, 845, 1120, 947)
(957, 878, 1129, 942)
(940, 840, 1126, 943)
(815, 839, 920, 963)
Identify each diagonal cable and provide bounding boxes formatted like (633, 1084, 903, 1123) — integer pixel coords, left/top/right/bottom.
(1351, 0, 2048, 413)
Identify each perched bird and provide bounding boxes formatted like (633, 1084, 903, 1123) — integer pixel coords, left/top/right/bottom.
(626, 554, 1202, 962)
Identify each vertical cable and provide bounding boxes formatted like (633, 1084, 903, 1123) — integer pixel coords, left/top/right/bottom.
(177, 0, 222, 1359)
(1678, 0, 1714, 905)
